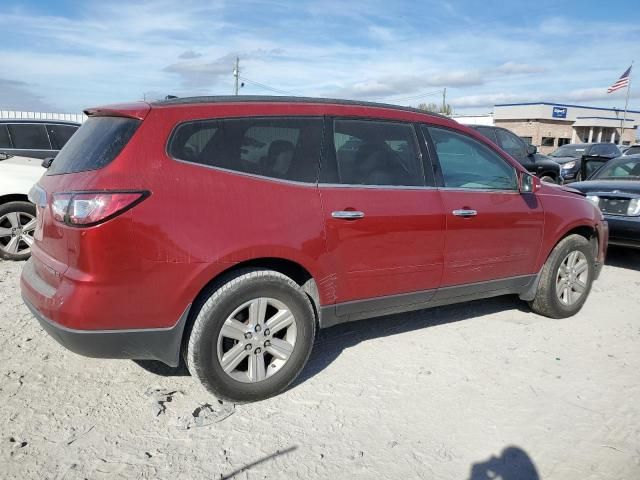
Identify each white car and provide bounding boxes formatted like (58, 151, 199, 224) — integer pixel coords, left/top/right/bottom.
(0, 155, 45, 260)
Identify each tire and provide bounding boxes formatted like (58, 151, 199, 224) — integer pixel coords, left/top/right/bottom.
(0, 201, 37, 261)
(186, 269, 316, 402)
(540, 175, 556, 184)
(528, 234, 595, 319)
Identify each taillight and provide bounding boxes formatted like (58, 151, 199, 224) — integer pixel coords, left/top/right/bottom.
(51, 191, 148, 227)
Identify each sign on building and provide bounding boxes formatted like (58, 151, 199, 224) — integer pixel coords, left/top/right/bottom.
(552, 106, 568, 119)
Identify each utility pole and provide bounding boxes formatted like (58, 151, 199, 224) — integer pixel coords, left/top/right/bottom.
(233, 57, 240, 96)
(442, 87, 447, 113)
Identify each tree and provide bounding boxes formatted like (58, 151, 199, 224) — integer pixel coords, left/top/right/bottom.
(417, 102, 453, 116)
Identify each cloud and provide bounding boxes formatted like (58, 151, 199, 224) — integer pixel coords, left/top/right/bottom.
(494, 62, 546, 75)
(0, 78, 57, 111)
(164, 54, 236, 88)
(178, 50, 202, 60)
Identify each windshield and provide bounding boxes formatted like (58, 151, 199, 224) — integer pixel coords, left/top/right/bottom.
(594, 158, 640, 179)
(549, 145, 585, 158)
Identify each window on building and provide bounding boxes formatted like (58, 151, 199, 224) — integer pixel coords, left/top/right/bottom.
(557, 138, 571, 147)
(520, 136, 533, 145)
(541, 137, 555, 147)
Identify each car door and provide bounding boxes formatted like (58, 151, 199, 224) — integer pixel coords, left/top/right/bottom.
(319, 118, 445, 311)
(423, 126, 544, 287)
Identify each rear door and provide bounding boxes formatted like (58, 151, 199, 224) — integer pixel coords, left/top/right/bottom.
(423, 126, 544, 287)
(319, 118, 445, 310)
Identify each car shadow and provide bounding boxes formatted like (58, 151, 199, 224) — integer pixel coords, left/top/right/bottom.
(468, 446, 539, 480)
(293, 295, 528, 388)
(605, 246, 640, 272)
(134, 294, 529, 384)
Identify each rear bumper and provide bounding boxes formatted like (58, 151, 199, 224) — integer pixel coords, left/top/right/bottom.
(22, 295, 190, 367)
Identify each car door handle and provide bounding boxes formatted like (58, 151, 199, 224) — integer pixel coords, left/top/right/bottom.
(332, 210, 365, 220)
(452, 209, 478, 217)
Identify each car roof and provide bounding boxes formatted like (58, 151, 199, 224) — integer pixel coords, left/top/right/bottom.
(0, 119, 80, 126)
(152, 95, 449, 120)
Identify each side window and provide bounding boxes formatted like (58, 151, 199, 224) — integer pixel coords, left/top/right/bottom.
(168, 117, 323, 183)
(426, 127, 518, 190)
(0, 125, 11, 148)
(475, 127, 497, 144)
(47, 124, 78, 150)
(332, 119, 422, 186)
(495, 129, 526, 160)
(7, 124, 51, 150)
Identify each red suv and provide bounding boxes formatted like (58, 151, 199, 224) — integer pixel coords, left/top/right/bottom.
(21, 97, 608, 402)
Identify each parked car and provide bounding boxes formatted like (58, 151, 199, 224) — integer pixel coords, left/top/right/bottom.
(0, 154, 46, 260)
(21, 96, 608, 402)
(571, 154, 640, 249)
(549, 143, 621, 182)
(621, 144, 640, 156)
(0, 119, 80, 160)
(468, 125, 562, 183)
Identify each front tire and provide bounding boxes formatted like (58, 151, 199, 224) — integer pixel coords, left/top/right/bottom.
(540, 174, 556, 184)
(0, 201, 37, 261)
(529, 234, 595, 318)
(186, 270, 316, 402)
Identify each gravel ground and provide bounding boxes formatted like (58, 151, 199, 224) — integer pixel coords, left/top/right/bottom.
(1, 248, 640, 479)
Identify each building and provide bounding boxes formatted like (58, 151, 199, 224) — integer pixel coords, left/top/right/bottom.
(492, 102, 639, 153)
(451, 113, 494, 126)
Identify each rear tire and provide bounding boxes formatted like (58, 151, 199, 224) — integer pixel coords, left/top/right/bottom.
(0, 201, 37, 261)
(528, 234, 595, 318)
(540, 174, 556, 184)
(186, 270, 316, 403)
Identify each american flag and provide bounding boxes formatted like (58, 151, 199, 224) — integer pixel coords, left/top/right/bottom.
(607, 66, 632, 93)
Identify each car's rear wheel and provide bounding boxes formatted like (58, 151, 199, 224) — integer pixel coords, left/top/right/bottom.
(528, 234, 595, 318)
(186, 270, 316, 402)
(0, 201, 37, 261)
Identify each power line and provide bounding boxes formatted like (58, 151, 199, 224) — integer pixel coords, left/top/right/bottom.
(386, 89, 444, 103)
(238, 75, 298, 96)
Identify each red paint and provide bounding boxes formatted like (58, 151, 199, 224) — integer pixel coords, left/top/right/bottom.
(21, 99, 607, 332)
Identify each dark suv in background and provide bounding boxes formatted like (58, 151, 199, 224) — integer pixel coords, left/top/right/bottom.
(469, 125, 562, 183)
(0, 119, 80, 160)
(549, 143, 621, 182)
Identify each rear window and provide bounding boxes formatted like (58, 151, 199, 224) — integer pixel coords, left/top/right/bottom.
(47, 117, 140, 175)
(47, 124, 78, 150)
(168, 117, 323, 183)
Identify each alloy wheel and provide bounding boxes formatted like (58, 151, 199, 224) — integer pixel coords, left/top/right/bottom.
(217, 297, 297, 383)
(0, 211, 36, 257)
(555, 250, 589, 306)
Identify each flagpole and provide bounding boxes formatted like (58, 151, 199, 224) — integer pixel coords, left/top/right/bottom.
(619, 61, 633, 146)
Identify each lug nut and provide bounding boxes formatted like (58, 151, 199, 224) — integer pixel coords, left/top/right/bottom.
(255, 325, 262, 332)
(245, 344, 252, 351)
(264, 328, 270, 336)
(244, 332, 252, 340)
(264, 340, 271, 347)
(254, 347, 262, 354)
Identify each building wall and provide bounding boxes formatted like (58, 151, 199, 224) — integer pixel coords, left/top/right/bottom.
(452, 114, 494, 126)
(495, 119, 637, 154)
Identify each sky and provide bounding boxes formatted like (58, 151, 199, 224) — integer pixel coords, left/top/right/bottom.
(0, 0, 639, 114)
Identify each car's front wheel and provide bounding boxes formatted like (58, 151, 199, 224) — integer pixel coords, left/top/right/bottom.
(186, 270, 316, 402)
(529, 234, 595, 318)
(539, 174, 557, 184)
(0, 201, 37, 261)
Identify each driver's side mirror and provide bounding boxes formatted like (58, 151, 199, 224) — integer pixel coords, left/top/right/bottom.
(41, 157, 55, 168)
(526, 144, 537, 155)
(519, 172, 541, 193)
(0, 152, 13, 161)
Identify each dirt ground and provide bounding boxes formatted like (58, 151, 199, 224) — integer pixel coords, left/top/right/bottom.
(1, 248, 639, 479)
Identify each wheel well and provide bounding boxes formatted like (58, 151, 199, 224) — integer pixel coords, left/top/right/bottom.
(180, 257, 320, 361)
(561, 225, 598, 257)
(0, 194, 30, 205)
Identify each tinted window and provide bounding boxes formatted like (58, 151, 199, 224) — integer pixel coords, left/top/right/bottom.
(47, 124, 78, 150)
(625, 146, 640, 155)
(0, 125, 10, 149)
(475, 127, 497, 143)
(331, 119, 422, 186)
(594, 159, 640, 179)
(48, 117, 140, 175)
(427, 127, 517, 190)
(549, 145, 586, 158)
(495, 129, 525, 159)
(7, 124, 51, 149)
(169, 117, 322, 183)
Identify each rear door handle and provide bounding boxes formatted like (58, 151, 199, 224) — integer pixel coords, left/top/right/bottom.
(332, 210, 365, 220)
(452, 209, 477, 217)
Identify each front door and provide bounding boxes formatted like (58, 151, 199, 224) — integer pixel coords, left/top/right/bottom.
(424, 126, 544, 287)
(320, 118, 445, 307)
